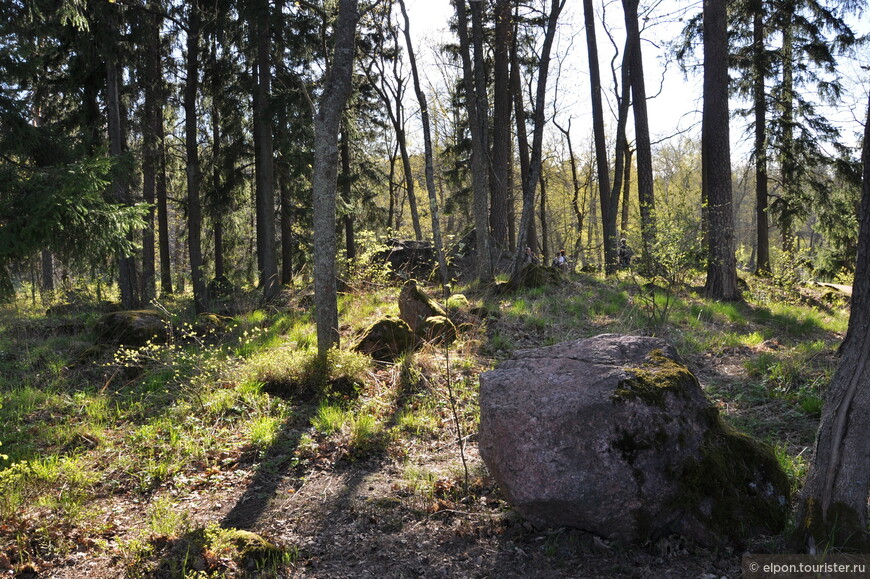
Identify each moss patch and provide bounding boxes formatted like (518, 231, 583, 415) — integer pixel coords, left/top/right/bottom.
(612, 350, 696, 409)
(417, 315, 457, 346)
(675, 411, 791, 543)
(93, 309, 168, 347)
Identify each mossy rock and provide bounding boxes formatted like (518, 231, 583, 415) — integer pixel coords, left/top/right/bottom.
(192, 313, 233, 337)
(223, 529, 285, 567)
(674, 411, 791, 545)
(500, 263, 563, 293)
(612, 349, 695, 409)
(416, 315, 457, 346)
(479, 334, 790, 548)
(93, 310, 168, 347)
(398, 279, 447, 332)
(355, 316, 418, 361)
(446, 293, 470, 312)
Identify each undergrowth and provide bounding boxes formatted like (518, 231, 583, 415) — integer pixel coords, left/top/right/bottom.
(0, 271, 850, 575)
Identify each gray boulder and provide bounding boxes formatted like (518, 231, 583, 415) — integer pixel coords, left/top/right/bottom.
(478, 334, 789, 547)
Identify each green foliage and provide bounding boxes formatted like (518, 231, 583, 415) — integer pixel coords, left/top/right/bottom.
(312, 402, 352, 435)
(342, 230, 395, 288)
(0, 155, 148, 300)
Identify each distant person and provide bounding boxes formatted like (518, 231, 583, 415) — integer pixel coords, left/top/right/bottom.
(552, 249, 568, 271)
(618, 238, 633, 269)
(524, 246, 539, 265)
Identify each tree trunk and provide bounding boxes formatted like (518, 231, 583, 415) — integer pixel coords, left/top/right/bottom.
(607, 33, 634, 274)
(624, 0, 656, 269)
(583, 0, 618, 275)
(211, 49, 225, 282)
(489, 0, 513, 250)
(753, 5, 771, 276)
(702, 0, 740, 300)
(779, 17, 797, 254)
(795, 92, 870, 553)
(313, 0, 360, 356)
(340, 127, 356, 261)
(621, 146, 633, 236)
(398, 0, 449, 288)
(141, 10, 164, 303)
(253, 0, 280, 302)
(106, 6, 139, 310)
(455, 0, 492, 282)
(280, 173, 294, 284)
(511, 0, 566, 275)
(555, 118, 587, 265)
(510, 17, 533, 254)
(184, 0, 208, 314)
(539, 172, 549, 262)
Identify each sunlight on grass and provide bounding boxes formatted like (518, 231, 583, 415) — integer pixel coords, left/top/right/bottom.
(775, 444, 809, 496)
(393, 408, 439, 438)
(402, 464, 437, 498)
(147, 495, 189, 537)
(312, 403, 351, 435)
(248, 416, 282, 451)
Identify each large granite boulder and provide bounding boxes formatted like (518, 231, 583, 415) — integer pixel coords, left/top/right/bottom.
(478, 334, 790, 547)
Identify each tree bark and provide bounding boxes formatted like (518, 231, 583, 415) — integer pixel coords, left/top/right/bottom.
(340, 127, 356, 261)
(624, 0, 656, 269)
(313, 0, 360, 356)
(702, 0, 740, 300)
(753, 5, 770, 276)
(455, 0, 492, 282)
(621, 146, 633, 235)
(253, 0, 280, 302)
(583, 0, 618, 275)
(510, 16, 534, 254)
(280, 173, 294, 284)
(184, 0, 208, 314)
(795, 91, 870, 553)
(106, 5, 139, 309)
(141, 8, 165, 303)
(398, 0, 449, 287)
(490, 0, 513, 250)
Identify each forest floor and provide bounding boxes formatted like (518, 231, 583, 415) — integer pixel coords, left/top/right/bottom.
(0, 272, 848, 578)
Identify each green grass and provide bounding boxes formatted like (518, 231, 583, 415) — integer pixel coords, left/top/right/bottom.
(0, 272, 852, 572)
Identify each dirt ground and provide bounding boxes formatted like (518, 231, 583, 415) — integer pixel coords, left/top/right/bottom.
(35, 443, 747, 579)
(5, 282, 837, 579)
(16, 347, 795, 579)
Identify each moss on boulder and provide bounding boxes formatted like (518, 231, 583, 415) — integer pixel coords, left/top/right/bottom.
(93, 310, 168, 347)
(416, 315, 457, 346)
(398, 279, 447, 333)
(479, 334, 790, 547)
(355, 316, 417, 361)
